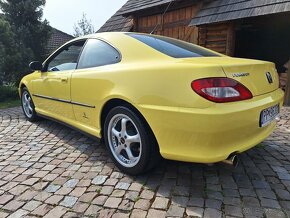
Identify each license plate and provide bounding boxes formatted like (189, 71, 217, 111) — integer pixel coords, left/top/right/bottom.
(260, 104, 279, 127)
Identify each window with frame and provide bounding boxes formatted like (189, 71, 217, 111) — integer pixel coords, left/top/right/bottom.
(77, 39, 121, 69)
(46, 41, 86, 72)
(127, 33, 221, 58)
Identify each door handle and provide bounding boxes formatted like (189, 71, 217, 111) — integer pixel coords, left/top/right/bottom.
(60, 77, 68, 83)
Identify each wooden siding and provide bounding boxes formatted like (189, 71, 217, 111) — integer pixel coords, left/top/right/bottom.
(134, 4, 201, 43)
(198, 22, 235, 55)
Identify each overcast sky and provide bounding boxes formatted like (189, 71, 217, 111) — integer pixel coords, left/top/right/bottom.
(43, 0, 127, 35)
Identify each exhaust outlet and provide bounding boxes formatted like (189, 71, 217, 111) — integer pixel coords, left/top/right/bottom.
(222, 154, 239, 168)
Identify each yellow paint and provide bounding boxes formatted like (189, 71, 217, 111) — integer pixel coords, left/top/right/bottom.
(19, 32, 284, 163)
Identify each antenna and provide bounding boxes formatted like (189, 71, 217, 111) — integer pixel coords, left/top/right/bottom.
(150, 0, 174, 34)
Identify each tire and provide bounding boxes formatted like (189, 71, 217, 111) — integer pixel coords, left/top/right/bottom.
(21, 87, 39, 122)
(104, 106, 160, 175)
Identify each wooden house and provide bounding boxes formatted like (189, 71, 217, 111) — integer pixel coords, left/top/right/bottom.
(98, 0, 290, 105)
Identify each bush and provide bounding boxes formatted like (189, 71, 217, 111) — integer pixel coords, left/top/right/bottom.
(0, 85, 19, 102)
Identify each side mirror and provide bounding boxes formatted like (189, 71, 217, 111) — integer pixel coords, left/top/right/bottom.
(29, 61, 43, 71)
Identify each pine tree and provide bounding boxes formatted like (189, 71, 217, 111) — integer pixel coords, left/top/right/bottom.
(0, 0, 51, 83)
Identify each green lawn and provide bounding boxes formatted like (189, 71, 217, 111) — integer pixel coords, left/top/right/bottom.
(0, 99, 21, 109)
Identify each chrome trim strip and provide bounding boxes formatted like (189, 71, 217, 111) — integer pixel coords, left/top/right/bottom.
(33, 94, 95, 108)
(71, 101, 95, 108)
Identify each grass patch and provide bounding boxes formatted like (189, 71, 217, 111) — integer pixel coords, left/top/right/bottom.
(0, 85, 20, 109)
(0, 99, 21, 109)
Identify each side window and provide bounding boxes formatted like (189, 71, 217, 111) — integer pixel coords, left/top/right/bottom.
(77, 39, 121, 69)
(46, 41, 85, 72)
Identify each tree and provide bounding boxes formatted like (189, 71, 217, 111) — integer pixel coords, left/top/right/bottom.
(0, 0, 51, 84)
(73, 13, 95, 37)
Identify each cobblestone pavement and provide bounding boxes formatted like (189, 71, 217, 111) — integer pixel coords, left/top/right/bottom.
(0, 107, 290, 218)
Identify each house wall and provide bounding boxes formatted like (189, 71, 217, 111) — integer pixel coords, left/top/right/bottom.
(133, 4, 201, 44)
(198, 22, 235, 56)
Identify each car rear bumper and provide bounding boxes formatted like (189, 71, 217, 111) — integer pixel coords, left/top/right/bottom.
(138, 88, 284, 163)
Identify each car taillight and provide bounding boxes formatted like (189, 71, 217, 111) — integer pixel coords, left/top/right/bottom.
(191, 78, 253, 103)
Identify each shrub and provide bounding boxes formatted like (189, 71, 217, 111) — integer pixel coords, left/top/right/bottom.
(0, 85, 19, 102)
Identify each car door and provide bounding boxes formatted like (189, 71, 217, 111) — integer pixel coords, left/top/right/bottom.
(32, 40, 86, 121)
(71, 38, 121, 128)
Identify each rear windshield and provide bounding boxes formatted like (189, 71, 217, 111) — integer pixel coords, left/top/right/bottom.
(127, 33, 220, 58)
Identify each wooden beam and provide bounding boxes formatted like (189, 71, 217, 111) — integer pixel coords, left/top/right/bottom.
(284, 61, 290, 106)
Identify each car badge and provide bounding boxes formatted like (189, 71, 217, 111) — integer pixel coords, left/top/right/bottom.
(232, 73, 250, 77)
(266, 72, 273, 84)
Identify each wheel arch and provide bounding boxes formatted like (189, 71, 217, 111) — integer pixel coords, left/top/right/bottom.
(100, 98, 158, 146)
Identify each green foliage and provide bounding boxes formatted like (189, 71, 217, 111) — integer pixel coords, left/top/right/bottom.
(0, 85, 19, 102)
(0, 0, 51, 84)
(73, 13, 95, 37)
(0, 99, 21, 109)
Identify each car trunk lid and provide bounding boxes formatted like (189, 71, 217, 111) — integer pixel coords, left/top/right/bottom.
(179, 57, 279, 96)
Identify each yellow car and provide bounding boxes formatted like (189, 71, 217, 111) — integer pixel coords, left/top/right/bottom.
(19, 32, 284, 175)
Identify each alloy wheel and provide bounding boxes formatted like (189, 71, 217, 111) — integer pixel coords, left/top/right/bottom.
(107, 114, 142, 168)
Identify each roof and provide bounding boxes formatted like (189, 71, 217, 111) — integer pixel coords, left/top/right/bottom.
(97, 0, 180, 33)
(98, 14, 133, 33)
(190, 0, 290, 26)
(116, 0, 177, 16)
(46, 28, 74, 53)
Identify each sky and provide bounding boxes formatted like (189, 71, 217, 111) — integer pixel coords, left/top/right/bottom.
(43, 0, 127, 35)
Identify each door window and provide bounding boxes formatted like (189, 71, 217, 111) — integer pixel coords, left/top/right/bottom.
(46, 41, 86, 72)
(77, 39, 121, 69)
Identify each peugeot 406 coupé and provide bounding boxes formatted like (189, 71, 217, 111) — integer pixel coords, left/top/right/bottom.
(19, 32, 284, 175)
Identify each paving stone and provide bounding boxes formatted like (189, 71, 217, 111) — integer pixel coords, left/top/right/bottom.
(186, 207, 204, 217)
(63, 179, 79, 188)
(134, 199, 151, 210)
(92, 175, 108, 185)
(118, 199, 134, 211)
(92, 195, 108, 205)
(115, 182, 130, 190)
(45, 184, 61, 193)
(7, 209, 28, 218)
(84, 205, 101, 216)
(72, 202, 89, 213)
(152, 197, 169, 209)
(243, 197, 260, 207)
(60, 196, 78, 208)
(147, 209, 166, 218)
(140, 189, 154, 200)
(78, 192, 97, 203)
(260, 198, 281, 209)
(45, 195, 64, 205)
(275, 189, 290, 200)
(3, 200, 25, 211)
(32, 204, 53, 216)
(224, 205, 243, 217)
(204, 208, 222, 218)
(188, 197, 204, 207)
(43, 206, 66, 218)
(166, 204, 185, 217)
(256, 189, 277, 199)
(70, 187, 86, 197)
(264, 208, 286, 218)
(0, 211, 9, 218)
(104, 197, 122, 208)
(0, 194, 13, 204)
(23, 200, 42, 211)
(130, 209, 147, 218)
(205, 199, 222, 210)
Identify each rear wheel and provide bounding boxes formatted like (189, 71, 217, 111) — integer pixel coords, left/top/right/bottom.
(21, 87, 39, 122)
(104, 106, 160, 175)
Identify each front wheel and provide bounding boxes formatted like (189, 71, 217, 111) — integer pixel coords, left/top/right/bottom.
(21, 87, 39, 122)
(104, 106, 160, 175)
